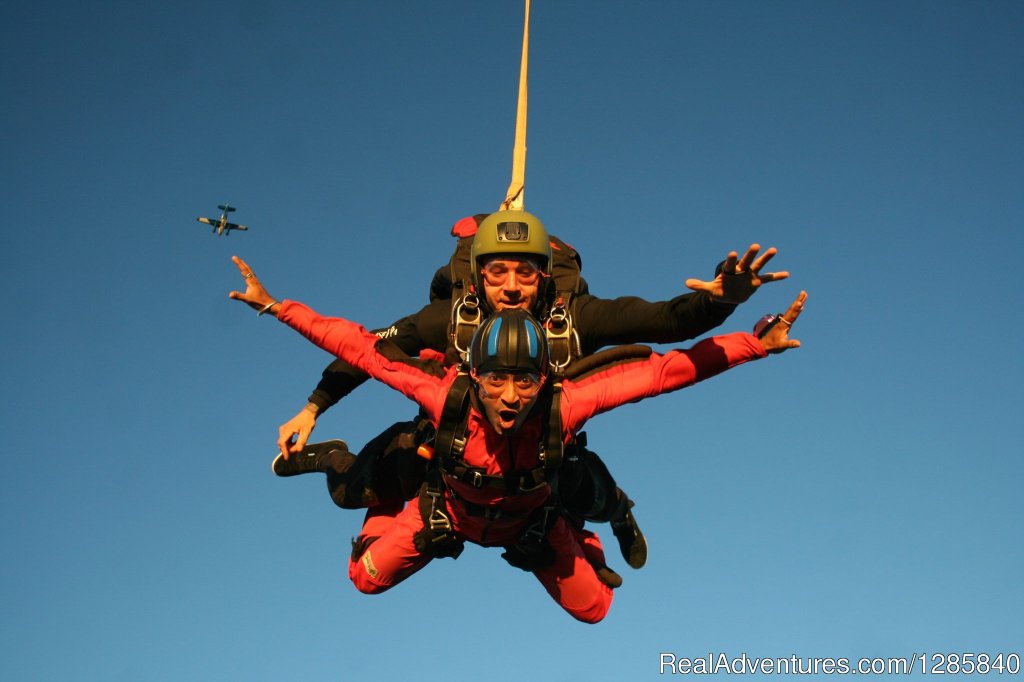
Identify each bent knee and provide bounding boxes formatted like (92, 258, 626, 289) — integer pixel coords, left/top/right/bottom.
(563, 587, 613, 624)
(569, 605, 610, 624)
(350, 576, 389, 595)
(348, 552, 394, 595)
(348, 566, 391, 595)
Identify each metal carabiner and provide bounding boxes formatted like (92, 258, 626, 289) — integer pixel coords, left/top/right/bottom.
(545, 303, 576, 372)
(451, 294, 482, 361)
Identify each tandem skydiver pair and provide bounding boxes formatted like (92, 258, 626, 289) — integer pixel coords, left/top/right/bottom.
(228, 209, 804, 623)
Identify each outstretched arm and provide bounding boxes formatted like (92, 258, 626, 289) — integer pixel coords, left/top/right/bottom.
(574, 290, 734, 351)
(279, 310, 434, 458)
(227, 257, 450, 423)
(229, 256, 313, 457)
(684, 244, 789, 304)
(306, 300, 447, 411)
(229, 256, 448, 457)
(572, 245, 789, 352)
(275, 300, 450, 421)
(561, 291, 806, 432)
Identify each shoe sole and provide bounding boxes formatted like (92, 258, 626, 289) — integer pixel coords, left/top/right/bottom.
(626, 529, 648, 570)
(614, 503, 649, 569)
(271, 440, 348, 477)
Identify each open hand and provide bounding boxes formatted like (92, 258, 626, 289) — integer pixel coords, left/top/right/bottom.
(757, 291, 806, 354)
(228, 256, 279, 315)
(685, 244, 789, 304)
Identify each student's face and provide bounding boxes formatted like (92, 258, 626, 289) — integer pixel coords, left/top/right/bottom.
(479, 257, 541, 311)
(473, 371, 544, 434)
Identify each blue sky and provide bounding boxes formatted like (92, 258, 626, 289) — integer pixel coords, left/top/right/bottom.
(2, 1, 1022, 680)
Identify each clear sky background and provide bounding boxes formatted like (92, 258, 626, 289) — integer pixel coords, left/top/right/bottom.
(2, 1, 1022, 680)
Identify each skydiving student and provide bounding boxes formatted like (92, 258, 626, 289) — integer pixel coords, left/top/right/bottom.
(265, 211, 790, 571)
(228, 255, 805, 623)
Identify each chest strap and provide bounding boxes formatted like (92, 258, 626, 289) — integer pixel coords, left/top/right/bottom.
(447, 489, 535, 520)
(441, 458, 547, 493)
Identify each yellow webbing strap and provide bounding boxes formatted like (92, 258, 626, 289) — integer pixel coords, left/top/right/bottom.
(502, 0, 530, 211)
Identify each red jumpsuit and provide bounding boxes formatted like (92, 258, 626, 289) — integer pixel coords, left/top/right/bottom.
(278, 300, 767, 623)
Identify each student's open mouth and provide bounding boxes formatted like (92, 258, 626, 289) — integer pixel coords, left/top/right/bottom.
(498, 408, 518, 425)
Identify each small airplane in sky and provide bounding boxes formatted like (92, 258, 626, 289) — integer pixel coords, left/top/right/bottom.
(197, 204, 248, 236)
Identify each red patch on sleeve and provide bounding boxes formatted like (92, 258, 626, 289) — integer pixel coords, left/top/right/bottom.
(451, 216, 478, 238)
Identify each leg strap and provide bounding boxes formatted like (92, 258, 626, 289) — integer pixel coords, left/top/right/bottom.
(411, 477, 464, 560)
(501, 500, 560, 572)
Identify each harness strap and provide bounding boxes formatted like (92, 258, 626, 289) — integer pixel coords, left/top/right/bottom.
(520, 499, 558, 546)
(540, 380, 564, 473)
(447, 490, 535, 521)
(563, 344, 653, 382)
(500, 494, 561, 572)
(419, 358, 568, 564)
(433, 373, 472, 460)
(412, 469, 465, 559)
(441, 458, 547, 493)
(412, 373, 474, 560)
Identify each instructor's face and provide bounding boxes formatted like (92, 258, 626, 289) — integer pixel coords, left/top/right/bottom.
(480, 257, 540, 311)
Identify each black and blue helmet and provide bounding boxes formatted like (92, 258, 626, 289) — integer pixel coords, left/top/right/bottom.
(469, 309, 549, 376)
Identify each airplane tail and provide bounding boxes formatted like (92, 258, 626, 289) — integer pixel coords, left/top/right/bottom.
(218, 204, 236, 213)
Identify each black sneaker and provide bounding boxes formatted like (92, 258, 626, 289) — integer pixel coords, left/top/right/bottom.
(610, 495, 648, 569)
(272, 440, 352, 477)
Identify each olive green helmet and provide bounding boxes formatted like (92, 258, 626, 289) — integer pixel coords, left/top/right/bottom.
(470, 210, 552, 291)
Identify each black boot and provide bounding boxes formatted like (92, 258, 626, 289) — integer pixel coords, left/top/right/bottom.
(609, 489, 648, 569)
(271, 440, 353, 477)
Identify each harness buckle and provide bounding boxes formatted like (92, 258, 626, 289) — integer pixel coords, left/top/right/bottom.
(521, 506, 551, 544)
(545, 303, 575, 372)
(425, 489, 452, 532)
(452, 295, 482, 362)
(517, 469, 547, 493)
(428, 509, 452, 532)
(471, 471, 484, 488)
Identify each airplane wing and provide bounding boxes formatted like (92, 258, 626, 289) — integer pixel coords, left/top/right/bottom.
(197, 217, 215, 226)
(225, 222, 248, 232)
